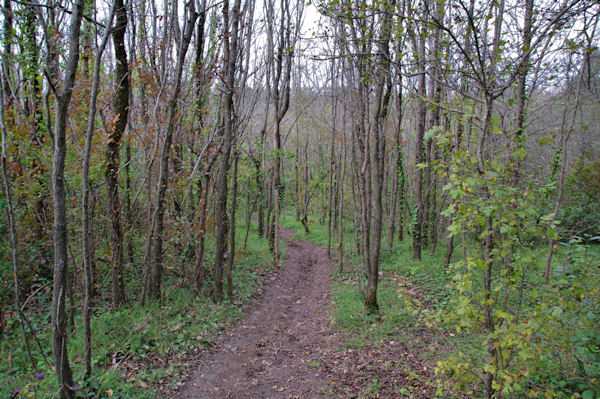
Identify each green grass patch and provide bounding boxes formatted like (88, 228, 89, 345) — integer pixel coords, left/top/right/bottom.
(280, 209, 357, 257)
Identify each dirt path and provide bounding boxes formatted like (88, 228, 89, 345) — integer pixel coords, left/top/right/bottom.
(177, 228, 334, 398)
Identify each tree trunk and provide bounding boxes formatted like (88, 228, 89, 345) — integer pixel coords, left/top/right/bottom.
(125, 143, 134, 266)
(266, 0, 301, 265)
(257, 88, 270, 239)
(337, 63, 348, 271)
(81, 4, 114, 374)
(412, 32, 426, 261)
(107, 0, 130, 308)
(512, 0, 534, 185)
(427, 1, 444, 252)
(1, 0, 12, 102)
(23, 2, 48, 252)
(327, 56, 337, 258)
(227, 150, 239, 298)
(366, 0, 394, 311)
(213, 0, 241, 302)
(272, 118, 282, 264)
(194, 171, 211, 290)
(243, 174, 258, 250)
(50, 0, 84, 395)
(302, 137, 310, 234)
(423, 136, 432, 247)
(389, 69, 404, 249)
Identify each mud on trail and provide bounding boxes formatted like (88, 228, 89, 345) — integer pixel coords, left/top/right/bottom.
(175, 228, 437, 398)
(177, 228, 335, 398)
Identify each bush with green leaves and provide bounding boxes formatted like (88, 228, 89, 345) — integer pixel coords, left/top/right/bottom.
(434, 148, 600, 398)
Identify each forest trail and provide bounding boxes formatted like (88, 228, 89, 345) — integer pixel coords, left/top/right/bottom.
(177, 228, 335, 398)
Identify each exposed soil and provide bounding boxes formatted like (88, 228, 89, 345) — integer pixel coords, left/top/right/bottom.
(177, 228, 335, 398)
(175, 229, 437, 399)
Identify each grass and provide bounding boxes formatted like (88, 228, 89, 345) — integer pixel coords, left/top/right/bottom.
(282, 211, 422, 350)
(281, 210, 357, 254)
(281, 212, 330, 247)
(0, 218, 277, 398)
(283, 206, 597, 397)
(282, 208, 450, 347)
(5, 204, 592, 398)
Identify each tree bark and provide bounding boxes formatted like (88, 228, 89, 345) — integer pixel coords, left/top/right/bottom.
(50, 0, 84, 395)
(107, 0, 130, 308)
(302, 137, 310, 234)
(512, 0, 533, 184)
(389, 65, 405, 249)
(82, 3, 115, 375)
(412, 41, 426, 260)
(366, 0, 394, 311)
(213, 0, 241, 302)
(327, 55, 337, 258)
(1, 0, 12, 102)
(194, 156, 216, 290)
(227, 150, 239, 298)
(426, 0, 444, 253)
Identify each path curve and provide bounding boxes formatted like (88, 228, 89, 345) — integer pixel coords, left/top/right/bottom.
(177, 228, 333, 398)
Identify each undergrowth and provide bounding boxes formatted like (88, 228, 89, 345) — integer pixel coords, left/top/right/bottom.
(0, 219, 276, 398)
(284, 208, 598, 398)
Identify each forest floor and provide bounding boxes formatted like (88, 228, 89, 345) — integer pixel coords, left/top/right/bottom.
(173, 227, 436, 399)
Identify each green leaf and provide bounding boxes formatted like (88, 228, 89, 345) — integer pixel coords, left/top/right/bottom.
(425, 125, 442, 140)
(582, 390, 594, 399)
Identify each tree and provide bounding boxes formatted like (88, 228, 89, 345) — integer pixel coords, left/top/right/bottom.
(50, 0, 85, 395)
(213, 0, 242, 302)
(325, 0, 394, 311)
(406, 0, 427, 261)
(265, 0, 303, 266)
(82, 2, 116, 375)
(106, 0, 130, 308)
(143, 0, 199, 302)
(426, 1, 591, 396)
(366, 0, 394, 310)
